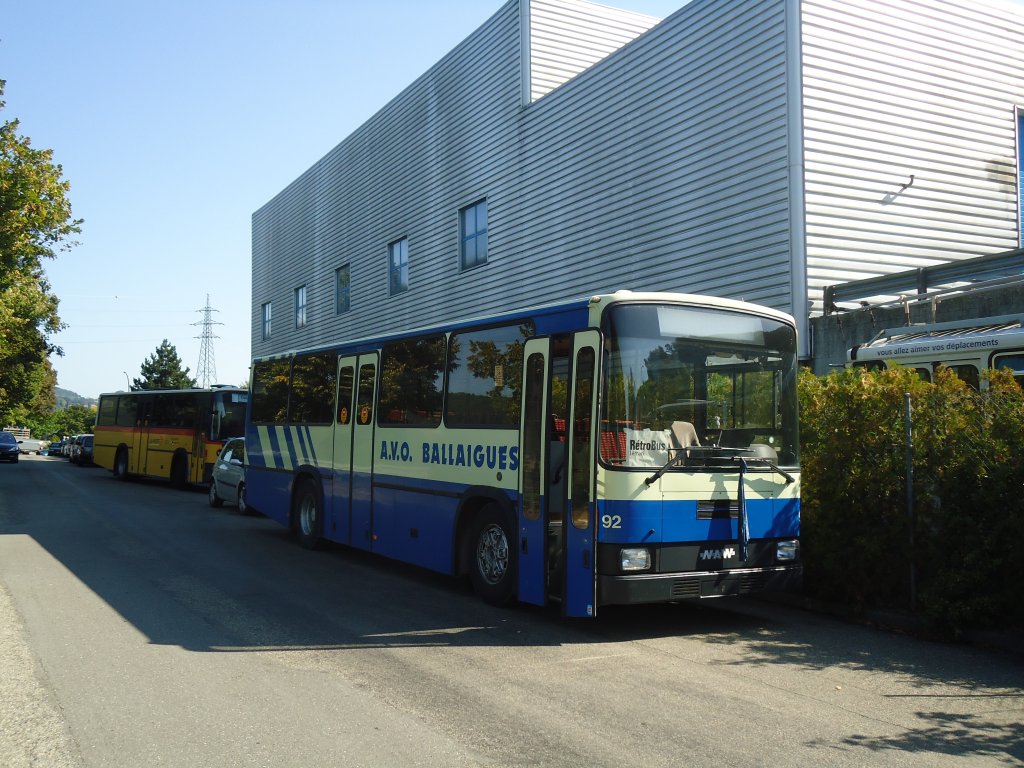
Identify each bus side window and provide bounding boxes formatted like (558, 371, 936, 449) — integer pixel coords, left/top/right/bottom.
(914, 367, 931, 383)
(951, 364, 979, 390)
(852, 361, 885, 372)
(337, 365, 355, 424)
(992, 352, 1024, 387)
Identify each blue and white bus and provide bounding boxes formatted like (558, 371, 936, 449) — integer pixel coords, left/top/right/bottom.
(246, 291, 801, 617)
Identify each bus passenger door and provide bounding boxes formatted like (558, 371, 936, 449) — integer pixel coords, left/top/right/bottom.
(329, 358, 357, 545)
(564, 330, 600, 617)
(517, 338, 550, 607)
(131, 397, 152, 475)
(349, 354, 378, 551)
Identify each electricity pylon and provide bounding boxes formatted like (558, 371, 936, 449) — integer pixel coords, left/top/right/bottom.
(194, 295, 222, 388)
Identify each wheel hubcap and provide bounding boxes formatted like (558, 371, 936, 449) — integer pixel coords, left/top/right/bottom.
(300, 497, 316, 535)
(476, 524, 509, 585)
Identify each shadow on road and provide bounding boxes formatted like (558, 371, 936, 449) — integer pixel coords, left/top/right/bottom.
(2, 458, 1022, 765)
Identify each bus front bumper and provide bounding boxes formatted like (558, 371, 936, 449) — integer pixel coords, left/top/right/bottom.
(598, 564, 803, 606)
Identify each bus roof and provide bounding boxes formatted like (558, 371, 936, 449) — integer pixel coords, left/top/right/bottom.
(850, 315, 1024, 361)
(252, 291, 798, 363)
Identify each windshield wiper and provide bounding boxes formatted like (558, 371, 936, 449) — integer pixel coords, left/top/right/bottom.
(739, 455, 795, 484)
(643, 449, 686, 486)
(643, 446, 795, 485)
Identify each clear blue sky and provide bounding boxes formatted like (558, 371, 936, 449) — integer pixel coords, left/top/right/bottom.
(2, 0, 685, 399)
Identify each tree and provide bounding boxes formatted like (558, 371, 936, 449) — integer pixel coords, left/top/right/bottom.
(25, 403, 95, 441)
(0, 79, 82, 425)
(133, 340, 197, 390)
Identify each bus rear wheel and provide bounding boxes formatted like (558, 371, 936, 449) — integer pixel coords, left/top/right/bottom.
(170, 452, 188, 489)
(292, 478, 322, 550)
(469, 504, 516, 606)
(113, 447, 129, 480)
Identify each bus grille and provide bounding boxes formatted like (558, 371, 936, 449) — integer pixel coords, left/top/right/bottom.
(696, 500, 738, 519)
(671, 571, 772, 599)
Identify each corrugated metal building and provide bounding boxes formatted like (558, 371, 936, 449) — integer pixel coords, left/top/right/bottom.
(252, 0, 1024, 359)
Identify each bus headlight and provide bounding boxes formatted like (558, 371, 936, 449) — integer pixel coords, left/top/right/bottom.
(776, 540, 799, 562)
(620, 548, 651, 571)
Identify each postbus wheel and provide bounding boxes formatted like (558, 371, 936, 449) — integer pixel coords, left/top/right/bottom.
(170, 452, 188, 489)
(469, 503, 516, 606)
(292, 478, 323, 550)
(113, 447, 129, 481)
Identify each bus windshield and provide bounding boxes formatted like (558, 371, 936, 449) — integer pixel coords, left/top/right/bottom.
(601, 303, 799, 469)
(212, 389, 249, 441)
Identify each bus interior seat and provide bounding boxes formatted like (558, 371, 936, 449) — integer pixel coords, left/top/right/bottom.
(670, 421, 700, 453)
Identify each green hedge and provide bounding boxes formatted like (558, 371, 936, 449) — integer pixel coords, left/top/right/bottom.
(798, 366, 1024, 635)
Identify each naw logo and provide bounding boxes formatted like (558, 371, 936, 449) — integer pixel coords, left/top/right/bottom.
(699, 547, 736, 561)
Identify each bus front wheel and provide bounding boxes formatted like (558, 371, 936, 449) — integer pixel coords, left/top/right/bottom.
(469, 504, 516, 606)
(292, 478, 322, 550)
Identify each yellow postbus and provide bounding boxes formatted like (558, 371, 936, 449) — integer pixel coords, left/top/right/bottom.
(94, 386, 248, 486)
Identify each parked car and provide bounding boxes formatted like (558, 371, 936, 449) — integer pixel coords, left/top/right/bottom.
(0, 431, 20, 463)
(73, 434, 94, 466)
(69, 434, 90, 464)
(208, 437, 249, 513)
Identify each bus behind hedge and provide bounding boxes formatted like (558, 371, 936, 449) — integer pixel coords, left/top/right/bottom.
(849, 314, 1024, 389)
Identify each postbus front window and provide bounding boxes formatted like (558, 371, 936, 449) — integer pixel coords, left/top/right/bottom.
(600, 303, 799, 469)
(212, 391, 249, 441)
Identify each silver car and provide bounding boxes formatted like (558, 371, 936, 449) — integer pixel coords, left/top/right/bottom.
(209, 437, 249, 513)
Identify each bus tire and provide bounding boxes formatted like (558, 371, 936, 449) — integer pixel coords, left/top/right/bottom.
(292, 478, 323, 550)
(113, 447, 129, 481)
(469, 503, 516, 606)
(170, 452, 188, 489)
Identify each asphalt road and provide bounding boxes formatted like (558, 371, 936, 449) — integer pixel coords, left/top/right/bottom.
(1, 455, 1022, 768)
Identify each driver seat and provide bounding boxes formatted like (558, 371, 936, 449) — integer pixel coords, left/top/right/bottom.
(670, 421, 700, 457)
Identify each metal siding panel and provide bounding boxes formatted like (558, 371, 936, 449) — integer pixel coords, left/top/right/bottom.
(529, 0, 661, 101)
(252, 0, 796, 357)
(801, 0, 1024, 311)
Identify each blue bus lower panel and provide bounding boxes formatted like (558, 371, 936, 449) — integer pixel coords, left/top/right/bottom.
(246, 467, 292, 529)
(372, 483, 460, 575)
(596, 498, 800, 544)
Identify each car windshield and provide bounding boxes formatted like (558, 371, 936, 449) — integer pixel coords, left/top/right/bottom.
(0, 433, 16, 444)
(600, 303, 799, 470)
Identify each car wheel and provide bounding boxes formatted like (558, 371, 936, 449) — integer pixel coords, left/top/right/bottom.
(236, 482, 249, 515)
(209, 481, 224, 508)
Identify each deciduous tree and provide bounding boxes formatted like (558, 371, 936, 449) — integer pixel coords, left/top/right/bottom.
(0, 79, 81, 424)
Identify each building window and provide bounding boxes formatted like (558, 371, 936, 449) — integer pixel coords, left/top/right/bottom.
(294, 285, 307, 328)
(389, 238, 409, 295)
(261, 302, 272, 340)
(335, 264, 351, 314)
(460, 199, 488, 270)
